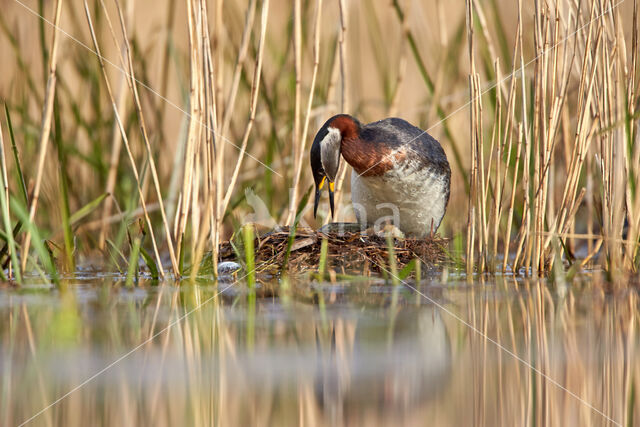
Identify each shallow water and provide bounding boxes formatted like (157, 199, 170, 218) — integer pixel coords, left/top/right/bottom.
(1, 273, 638, 426)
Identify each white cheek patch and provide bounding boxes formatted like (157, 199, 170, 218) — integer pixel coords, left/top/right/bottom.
(320, 127, 342, 182)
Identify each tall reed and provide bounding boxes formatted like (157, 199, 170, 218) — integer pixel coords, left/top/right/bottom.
(466, 0, 640, 277)
(0, 0, 637, 280)
(19, 0, 63, 272)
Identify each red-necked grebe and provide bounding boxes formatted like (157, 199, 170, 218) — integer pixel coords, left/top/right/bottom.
(310, 114, 451, 237)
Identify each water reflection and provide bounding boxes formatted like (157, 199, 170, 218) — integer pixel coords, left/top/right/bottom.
(316, 306, 451, 422)
(0, 276, 638, 426)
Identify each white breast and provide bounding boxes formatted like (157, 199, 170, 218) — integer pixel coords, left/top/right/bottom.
(350, 164, 448, 237)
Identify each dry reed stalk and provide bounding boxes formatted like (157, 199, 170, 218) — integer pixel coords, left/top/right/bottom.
(212, 0, 257, 273)
(98, 1, 131, 250)
(97, 73, 128, 249)
(623, 0, 639, 269)
(532, 2, 592, 273)
(326, 0, 350, 224)
(503, 123, 524, 273)
(530, 1, 546, 275)
(107, 0, 180, 274)
(220, 0, 269, 215)
(214, 0, 224, 124)
(211, 0, 226, 277)
(464, 0, 493, 273)
(189, 192, 214, 283)
(190, 148, 203, 258)
(219, 0, 257, 137)
(472, 0, 505, 100)
(514, 0, 636, 278)
(544, 10, 565, 265)
(177, 0, 205, 266)
(497, 21, 522, 272)
(298, 0, 323, 165)
(600, 1, 634, 275)
(489, 60, 503, 266)
(114, 111, 167, 275)
(86, 1, 166, 277)
(288, 0, 323, 226)
(0, 120, 15, 280)
(466, 0, 477, 276)
(183, 0, 219, 279)
(286, 0, 303, 226)
(512, 0, 530, 274)
(474, 72, 488, 272)
(20, 0, 63, 272)
(200, 0, 220, 275)
(542, 21, 602, 257)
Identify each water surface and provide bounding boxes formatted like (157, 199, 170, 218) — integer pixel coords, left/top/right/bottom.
(1, 273, 637, 426)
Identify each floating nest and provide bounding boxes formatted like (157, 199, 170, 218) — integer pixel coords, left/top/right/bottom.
(217, 224, 451, 276)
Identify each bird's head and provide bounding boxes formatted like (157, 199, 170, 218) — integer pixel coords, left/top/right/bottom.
(309, 114, 360, 219)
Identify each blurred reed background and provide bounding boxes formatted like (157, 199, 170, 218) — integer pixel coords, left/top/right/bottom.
(0, 0, 638, 280)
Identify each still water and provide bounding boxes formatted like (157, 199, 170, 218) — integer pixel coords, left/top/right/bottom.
(1, 273, 638, 426)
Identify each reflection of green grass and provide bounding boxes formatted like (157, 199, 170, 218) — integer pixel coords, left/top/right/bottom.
(45, 292, 81, 347)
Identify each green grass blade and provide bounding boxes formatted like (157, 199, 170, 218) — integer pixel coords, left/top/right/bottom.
(125, 237, 141, 288)
(105, 238, 126, 273)
(139, 246, 159, 282)
(385, 233, 399, 286)
(53, 98, 74, 271)
(0, 221, 23, 264)
(398, 258, 416, 281)
(0, 178, 16, 283)
(4, 104, 29, 206)
(178, 236, 185, 277)
(69, 193, 108, 226)
(10, 198, 58, 285)
(38, 0, 49, 86)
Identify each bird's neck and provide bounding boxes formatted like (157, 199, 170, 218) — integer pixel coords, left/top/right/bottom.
(329, 115, 396, 177)
(341, 136, 397, 177)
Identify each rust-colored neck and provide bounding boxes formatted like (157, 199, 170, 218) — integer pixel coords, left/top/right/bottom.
(330, 116, 396, 177)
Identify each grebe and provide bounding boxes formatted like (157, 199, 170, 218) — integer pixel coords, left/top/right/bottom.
(310, 114, 451, 237)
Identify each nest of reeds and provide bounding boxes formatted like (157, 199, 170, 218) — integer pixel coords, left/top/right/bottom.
(218, 225, 450, 276)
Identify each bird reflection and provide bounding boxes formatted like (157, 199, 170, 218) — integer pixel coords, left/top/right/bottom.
(315, 305, 452, 422)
